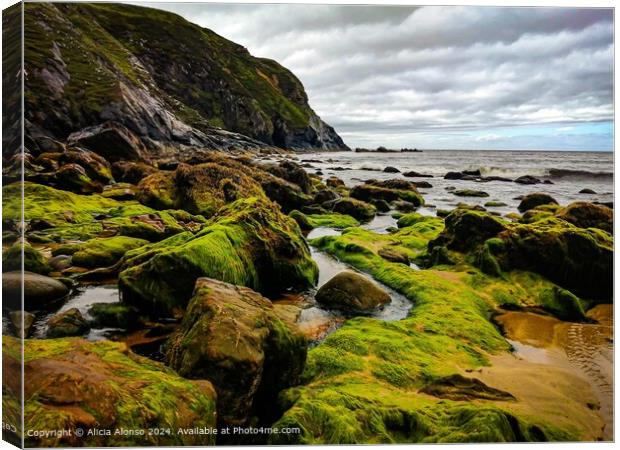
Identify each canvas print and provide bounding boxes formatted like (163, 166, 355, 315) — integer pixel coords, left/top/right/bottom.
(1, 1, 614, 447)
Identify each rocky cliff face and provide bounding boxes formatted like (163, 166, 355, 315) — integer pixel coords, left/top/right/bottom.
(20, 2, 348, 157)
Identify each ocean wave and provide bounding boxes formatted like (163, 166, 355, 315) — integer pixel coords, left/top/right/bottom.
(547, 168, 613, 179)
(471, 166, 613, 179)
(355, 163, 383, 171)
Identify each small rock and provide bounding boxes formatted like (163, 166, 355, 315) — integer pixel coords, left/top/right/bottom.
(316, 271, 391, 313)
(46, 308, 90, 338)
(326, 176, 345, 188)
(579, 188, 597, 194)
(383, 166, 400, 173)
(413, 181, 433, 189)
(9, 311, 35, 338)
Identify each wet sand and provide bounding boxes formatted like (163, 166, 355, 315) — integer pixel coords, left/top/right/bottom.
(487, 305, 613, 441)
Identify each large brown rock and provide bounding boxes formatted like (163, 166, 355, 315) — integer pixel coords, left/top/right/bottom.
(315, 271, 391, 313)
(166, 278, 307, 426)
(2, 271, 69, 311)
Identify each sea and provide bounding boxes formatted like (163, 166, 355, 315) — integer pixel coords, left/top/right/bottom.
(292, 150, 614, 218)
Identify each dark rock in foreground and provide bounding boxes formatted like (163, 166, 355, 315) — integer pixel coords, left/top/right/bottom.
(166, 278, 306, 427)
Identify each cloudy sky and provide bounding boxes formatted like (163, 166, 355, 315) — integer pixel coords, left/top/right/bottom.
(140, 3, 613, 151)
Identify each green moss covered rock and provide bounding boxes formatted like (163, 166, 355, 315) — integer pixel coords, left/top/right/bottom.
(46, 308, 90, 338)
(55, 236, 149, 268)
(351, 179, 424, 207)
(555, 201, 613, 233)
(2, 241, 51, 274)
(120, 197, 318, 315)
(166, 278, 306, 426)
(3, 337, 217, 447)
(88, 302, 142, 329)
(331, 198, 377, 221)
(517, 193, 558, 212)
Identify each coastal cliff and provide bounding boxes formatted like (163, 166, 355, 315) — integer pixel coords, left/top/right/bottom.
(19, 2, 347, 157)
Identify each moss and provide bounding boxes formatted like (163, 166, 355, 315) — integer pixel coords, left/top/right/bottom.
(306, 213, 360, 229)
(351, 184, 424, 207)
(120, 197, 318, 315)
(289, 210, 313, 231)
(3, 182, 120, 227)
(3, 241, 51, 274)
(57, 236, 149, 268)
(274, 228, 582, 443)
(4, 337, 217, 447)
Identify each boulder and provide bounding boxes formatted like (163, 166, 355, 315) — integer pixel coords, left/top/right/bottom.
(555, 202, 613, 233)
(66, 121, 149, 162)
(315, 271, 391, 313)
(383, 166, 400, 173)
(88, 302, 141, 329)
(3, 271, 70, 310)
(429, 209, 506, 252)
(111, 161, 157, 184)
(3, 242, 51, 274)
(55, 236, 149, 269)
(403, 171, 433, 178)
(46, 308, 90, 338)
(326, 176, 345, 188)
(8, 311, 35, 338)
(137, 162, 266, 216)
(119, 197, 318, 315)
(514, 175, 541, 185)
(350, 181, 423, 207)
(452, 189, 489, 198)
(331, 198, 376, 221)
(2, 337, 217, 447)
(413, 180, 433, 189)
(444, 171, 465, 180)
(517, 193, 558, 212)
(166, 278, 306, 426)
(264, 160, 313, 193)
(313, 189, 339, 204)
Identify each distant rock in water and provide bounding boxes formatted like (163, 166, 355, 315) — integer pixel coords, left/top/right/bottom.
(514, 175, 542, 185)
(579, 188, 597, 194)
(16, 2, 348, 158)
(383, 166, 400, 173)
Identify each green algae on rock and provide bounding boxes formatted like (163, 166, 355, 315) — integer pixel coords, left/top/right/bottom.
(166, 278, 307, 427)
(274, 226, 585, 444)
(2, 241, 51, 274)
(54, 235, 149, 268)
(2, 337, 217, 447)
(120, 197, 318, 315)
(46, 308, 90, 338)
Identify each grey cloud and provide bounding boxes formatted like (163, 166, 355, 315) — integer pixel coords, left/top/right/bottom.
(133, 3, 613, 149)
